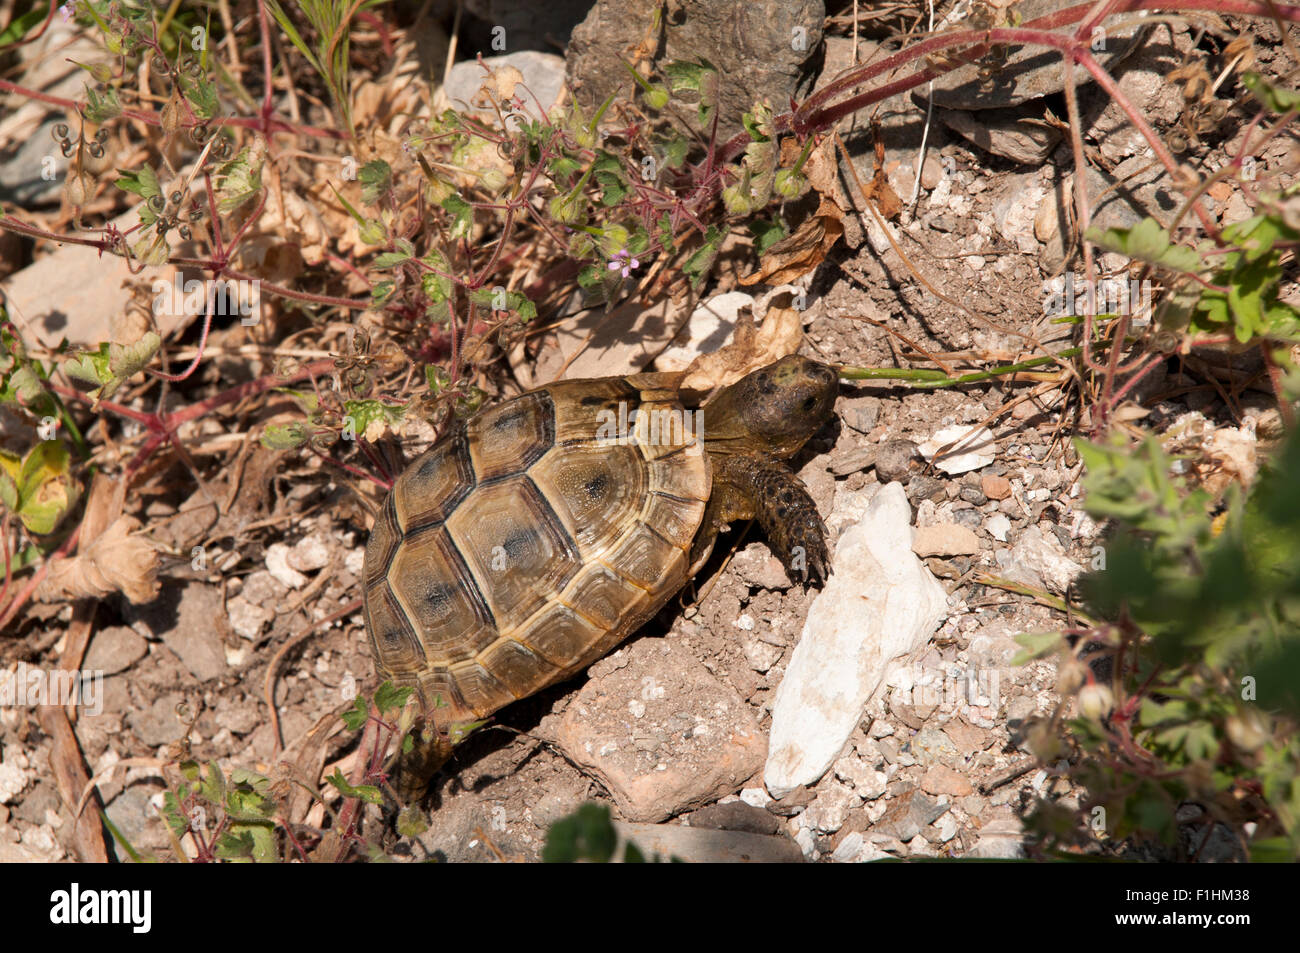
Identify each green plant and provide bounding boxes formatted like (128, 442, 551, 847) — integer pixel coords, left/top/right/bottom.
(263, 0, 388, 136)
(542, 803, 670, 862)
(1017, 413, 1300, 861)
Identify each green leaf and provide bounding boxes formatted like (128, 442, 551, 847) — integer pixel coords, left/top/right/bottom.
(1240, 72, 1300, 113)
(359, 160, 393, 205)
(179, 68, 219, 121)
(682, 225, 724, 288)
(343, 398, 405, 440)
(1084, 217, 1202, 273)
(260, 422, 309, 450)
(214, 145, 264, 216)
(468, 287, 537, 322)
(442, 193, 474, 238)
(663, 59, 718, 126)
(116, 164, 163, 203)
(325, 768, 382, 804)
(373, 681, 412, 715)
(372, 250, 410, 269)
(542, 802, 619, 863)
(396, 806, 429, 838)
(0, 6, 47, 47)
(0, 441, 79, 534)
(341, 696, 369, 731)
(1012, 629, 1065, 665)
(85, 83, 122, 123)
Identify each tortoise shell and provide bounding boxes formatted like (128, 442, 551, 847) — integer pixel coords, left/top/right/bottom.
(362, 373, 710, 731)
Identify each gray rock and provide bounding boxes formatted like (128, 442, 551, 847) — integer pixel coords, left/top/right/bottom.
(554, 640, 766, 823)
(83, 626, 149, 676)
(998, 525, 1083, 595)
(932, 103, 1061, 164)
(443, 51, 567, 128)
(104, 784, 167, 851)
(828, 445, 876, 477)
(839, 395, 880, 434)
(912, 726, 960, 767)
(764, 484, 947, 798)
(730, 543, 793, 591)
(616, 820, 803, 862)
(873, 439, 920, 484)
(920, 0, 1146, 110)
(687, 801, 782, 836)
(158, 583, 230, 682)
(128, 693, 186, 748)
(873, 789, 948, 842)
(567, 0, 824, 144)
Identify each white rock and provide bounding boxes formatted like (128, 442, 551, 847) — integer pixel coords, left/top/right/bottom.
(764, 483, 948, 798)
(743, 638, 783, 673)
(287, 531, 333, 572)
(805, 781, 860, 834)
(655, 291, 755, 371)
(1002, 526, 1083, 595)
(0, 758, 29, 805)
(740, 787, 772, 809)
(918, 425, 997, 475)
(440, 51, 566, 128)
(985, 512, 1011, 542)
(831, 830, 866, 863)
(226, 596, 272, 641)
(265, 543, 308, 590)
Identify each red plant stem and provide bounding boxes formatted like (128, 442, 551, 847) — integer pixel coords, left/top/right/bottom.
(0, 523, 81, 633)
(257, 0, 276, 135)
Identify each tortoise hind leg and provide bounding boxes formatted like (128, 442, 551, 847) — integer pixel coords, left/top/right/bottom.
(698, 453, 832, 583)
(387, 719, 454, 805)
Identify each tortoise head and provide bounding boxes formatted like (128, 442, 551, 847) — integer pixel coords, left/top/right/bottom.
(702, 355, 838, 458)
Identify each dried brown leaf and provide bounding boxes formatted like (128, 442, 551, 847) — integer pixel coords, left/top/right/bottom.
(738, 196, 843, 287)
(35, 516, 159, 605)
(679, 287, 804, 392)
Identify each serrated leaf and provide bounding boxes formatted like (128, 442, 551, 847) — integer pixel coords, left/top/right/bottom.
(1085, 217, 1202, 273)
(85, 83, 122, 123)
(115, 164, 162, 202)
(372, 251, 410, 269)
(396, 805, 429, 838)
(442, 193, 473, 239)
(325, 768, 382, 804)
(341, 696, 368, 731)
(359, 159, 392, 205)
(215, 145, 264, 215)
(260, 422, 309, 450)
(373, 681, 412, 715)
(342, 398, 405, 442)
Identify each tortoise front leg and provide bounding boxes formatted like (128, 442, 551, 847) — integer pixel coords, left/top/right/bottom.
(698, 453, 832, 583)
(388, 717, 455, 805)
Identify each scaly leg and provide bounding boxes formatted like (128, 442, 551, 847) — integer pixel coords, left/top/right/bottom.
(696, 453, 832, 583)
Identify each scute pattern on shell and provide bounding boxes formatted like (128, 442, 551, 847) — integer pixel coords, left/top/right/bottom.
(363, 376, 711, 730)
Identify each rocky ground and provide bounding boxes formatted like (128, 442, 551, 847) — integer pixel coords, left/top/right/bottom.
(1, 2, 1289, 862)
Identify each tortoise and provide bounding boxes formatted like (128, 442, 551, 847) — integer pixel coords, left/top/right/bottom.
(362, 354, 839, 798)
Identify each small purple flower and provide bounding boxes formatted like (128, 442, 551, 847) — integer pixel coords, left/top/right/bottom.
(608, 248, 639, 279)
(59, 3, 74, 21)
